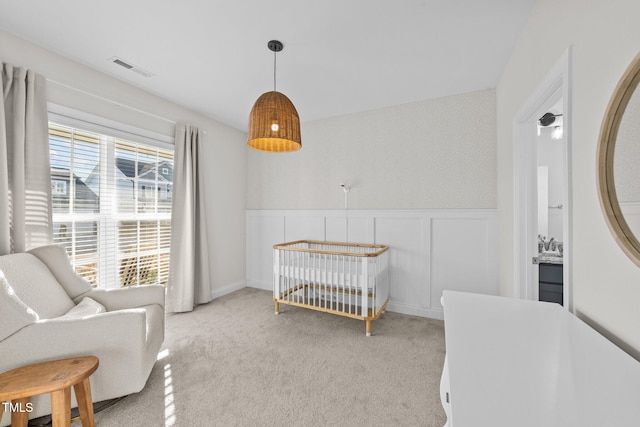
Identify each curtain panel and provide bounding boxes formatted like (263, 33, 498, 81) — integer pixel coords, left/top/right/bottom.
(167, 124, 212, 312)
(0, 62, 52, 255)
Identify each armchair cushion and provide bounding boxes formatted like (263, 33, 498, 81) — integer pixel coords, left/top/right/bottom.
(28, 245, 92, 299)
(0, 270, 38, 341)
(0, 253, 74, 319)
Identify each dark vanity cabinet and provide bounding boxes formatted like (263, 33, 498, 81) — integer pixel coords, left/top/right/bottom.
(539, 263, 563, 305)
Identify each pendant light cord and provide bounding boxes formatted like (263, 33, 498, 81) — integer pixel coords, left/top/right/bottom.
(273, 50, 277, 92)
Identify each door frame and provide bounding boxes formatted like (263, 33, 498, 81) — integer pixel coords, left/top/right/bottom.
(513, 48, 573, 311)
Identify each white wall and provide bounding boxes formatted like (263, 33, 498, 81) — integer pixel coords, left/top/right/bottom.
(247, 89, 496, 210)
(497, 0, 640, 358)
(0, 30, 247, 295)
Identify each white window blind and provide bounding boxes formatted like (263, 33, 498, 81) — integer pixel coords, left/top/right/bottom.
(49, 122, 174, 289)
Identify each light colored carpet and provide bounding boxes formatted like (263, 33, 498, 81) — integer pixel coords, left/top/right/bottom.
(86, 287, 447, 426)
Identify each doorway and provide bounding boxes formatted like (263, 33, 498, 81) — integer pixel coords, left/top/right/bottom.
(514, 48, 573, 311)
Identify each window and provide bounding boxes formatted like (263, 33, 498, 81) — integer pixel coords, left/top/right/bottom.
(49, 123, 173, 289)
(51, 180, 68, 195)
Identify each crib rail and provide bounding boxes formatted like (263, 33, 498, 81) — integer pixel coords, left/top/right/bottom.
(274, 240, 388, 257)
(273, 240, 390, 336)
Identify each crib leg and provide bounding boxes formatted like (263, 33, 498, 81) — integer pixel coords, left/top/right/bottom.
(275, 300, 280, 315)
(365, 320, 372, 337)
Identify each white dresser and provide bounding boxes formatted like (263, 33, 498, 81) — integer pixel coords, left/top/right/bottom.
(441, 291, 640, 427)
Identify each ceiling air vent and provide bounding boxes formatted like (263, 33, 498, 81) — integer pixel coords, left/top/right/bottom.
(109, 56, 154, 78)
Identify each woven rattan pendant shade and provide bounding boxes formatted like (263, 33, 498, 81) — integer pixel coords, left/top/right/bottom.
(247, 91, 301, 152)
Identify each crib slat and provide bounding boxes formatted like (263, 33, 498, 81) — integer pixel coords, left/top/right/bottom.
(372, 257, 377, 313)
(287, 250, 292, 304)
(326, 253, 330, 310)
(361, 258, 369, 324)
(320, 253, 323, 306)
(274, 249, 279, 296)
(340, 255, 345, 314)
(283, 250, 287, 303)
(305, 251, 310, 304)
(311, 251, 315, 307)
(322, 253, 325, 309)
(349, 256, 353, 314)
(274, 249, 280, 314)
(296, 250, 299, 301)
(329, 254, 333, 310)
(292, 250, 295, 302)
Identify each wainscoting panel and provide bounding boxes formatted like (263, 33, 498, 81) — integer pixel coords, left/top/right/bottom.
(375, 215, 430, 313)
(347, 216, 375, 243)
(430, 217, 499, 310)
(246, 210, 498, 320)
(284, 214, 325, 242)
(246, 214, 284, 289)
(325, 215, 347, 241)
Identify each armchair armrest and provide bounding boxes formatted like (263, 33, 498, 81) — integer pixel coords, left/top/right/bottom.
(0, 309, 146, 373)
(79, 285, 165, 312)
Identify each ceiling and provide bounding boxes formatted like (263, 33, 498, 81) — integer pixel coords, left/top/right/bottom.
(0, 0, 535, 131)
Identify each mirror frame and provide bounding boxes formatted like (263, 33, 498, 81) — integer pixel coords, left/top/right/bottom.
(597, 52, 640, 267)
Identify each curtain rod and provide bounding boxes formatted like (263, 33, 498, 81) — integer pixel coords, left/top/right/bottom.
(47, 78, 177, 125)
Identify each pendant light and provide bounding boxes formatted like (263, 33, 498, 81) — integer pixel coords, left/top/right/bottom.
(247, 40, 301, 152)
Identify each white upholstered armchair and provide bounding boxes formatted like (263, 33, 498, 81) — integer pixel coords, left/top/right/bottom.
(0, 244, 165, 425)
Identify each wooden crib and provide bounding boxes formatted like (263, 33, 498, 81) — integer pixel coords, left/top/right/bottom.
(273, 240, 390, 336)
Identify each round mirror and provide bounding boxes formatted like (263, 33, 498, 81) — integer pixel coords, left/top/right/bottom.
(597, 53, 640, 267)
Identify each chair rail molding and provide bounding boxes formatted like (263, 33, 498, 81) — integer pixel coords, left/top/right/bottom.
(246, 209, 499, 320)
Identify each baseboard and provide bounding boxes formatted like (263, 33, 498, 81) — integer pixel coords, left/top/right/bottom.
(386, 301, 444, 321)
(246, 280, 271, 291)
(211, 280, 246, 300)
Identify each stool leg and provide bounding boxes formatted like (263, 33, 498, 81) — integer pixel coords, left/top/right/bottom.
(51, 387, 71, 427)
(73, 378, 95, 427)
(10, 397, 31, 427)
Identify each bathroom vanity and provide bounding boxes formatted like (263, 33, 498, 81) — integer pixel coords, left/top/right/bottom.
(536, 236, 564, 305)
(440, 291, 640, 427)
(539, 262, 563, 305)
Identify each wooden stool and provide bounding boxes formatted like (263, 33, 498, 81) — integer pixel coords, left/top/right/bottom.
(0, 356, 99, 427)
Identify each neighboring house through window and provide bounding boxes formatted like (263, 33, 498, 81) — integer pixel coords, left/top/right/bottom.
(48, 117, 174, 289)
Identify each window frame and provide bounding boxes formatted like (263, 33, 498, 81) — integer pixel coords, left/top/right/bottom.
(48, 104, 175, 289)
